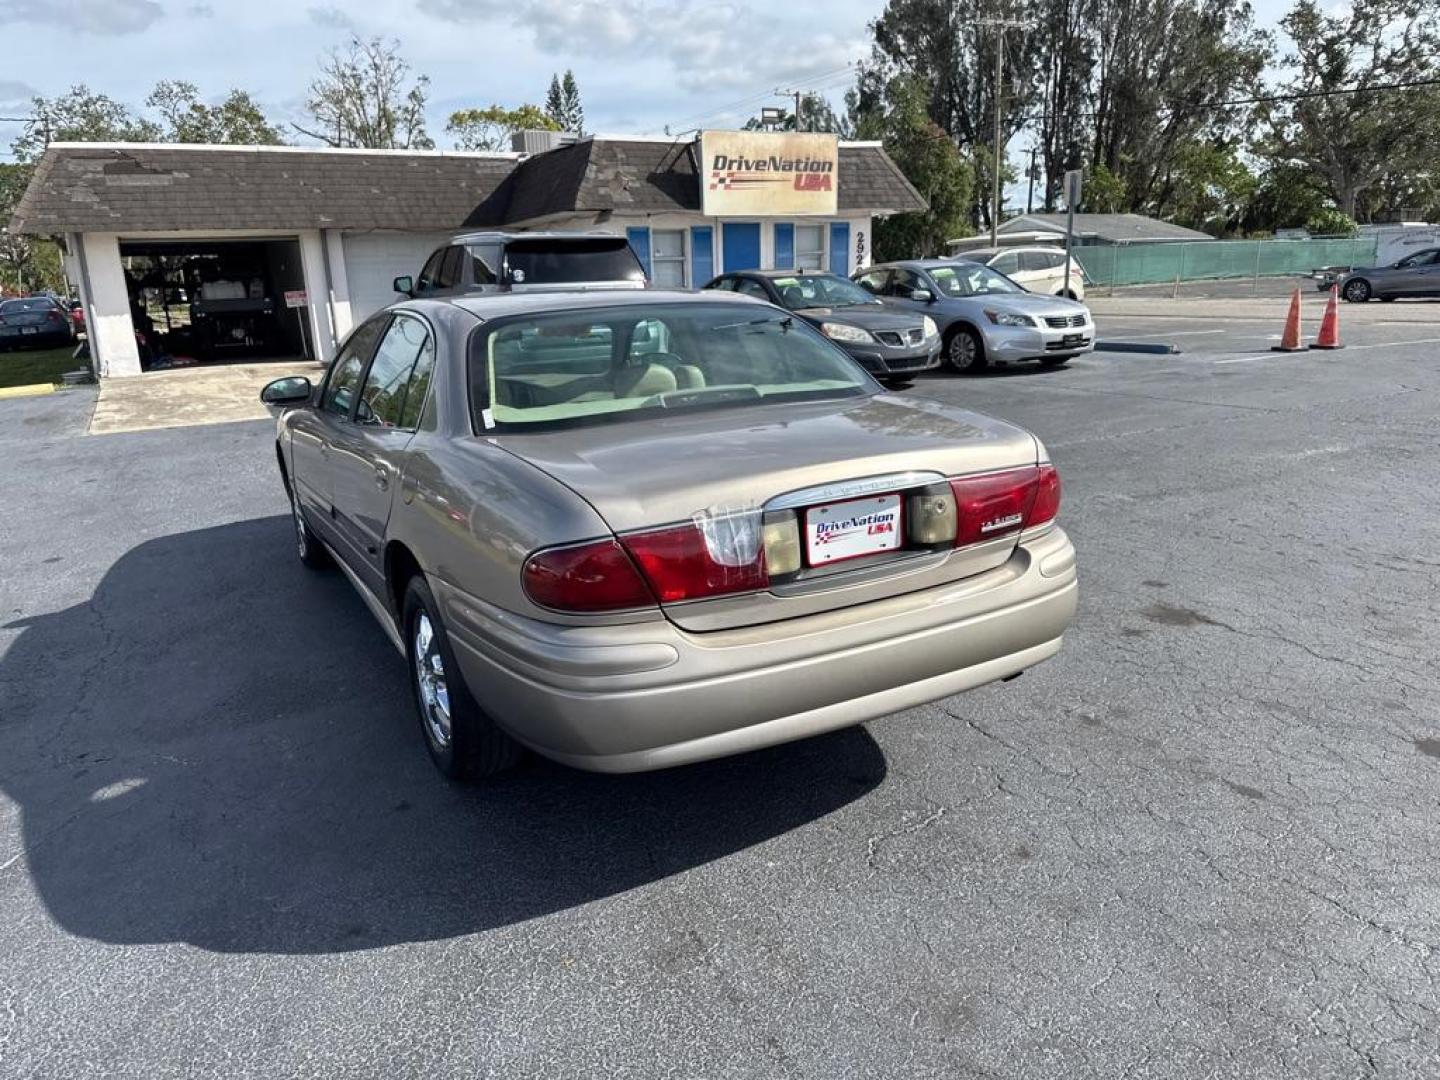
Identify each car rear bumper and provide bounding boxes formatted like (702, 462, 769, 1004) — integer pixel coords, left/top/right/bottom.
(0, 326, 72, 348)
(438, 527, 1078, 772)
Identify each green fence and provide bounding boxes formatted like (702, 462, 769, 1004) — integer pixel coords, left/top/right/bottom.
(1073, 237, 1380, 288)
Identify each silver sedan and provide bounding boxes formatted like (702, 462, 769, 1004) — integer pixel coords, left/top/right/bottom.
(855, 259, 1095, 372)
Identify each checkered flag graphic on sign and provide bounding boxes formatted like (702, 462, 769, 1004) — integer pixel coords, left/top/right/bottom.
(708, 172, 739, 191)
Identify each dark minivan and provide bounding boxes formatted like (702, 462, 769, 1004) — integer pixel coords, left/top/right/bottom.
(394, 231, 647, 299)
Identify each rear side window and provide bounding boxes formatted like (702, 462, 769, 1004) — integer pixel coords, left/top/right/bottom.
(1018, 251, 1053, 272)
(504, 239, 646, 286)
(735, 278, 770, 300)
(990, 251, 1021, 274)
(399, 335, 437, 429)
(356, 315, 431, 429)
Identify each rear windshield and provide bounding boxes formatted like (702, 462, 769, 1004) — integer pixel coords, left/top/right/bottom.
(470, 302, 871, 431)
(0, 298, 56, 313)
(928, 263, 1023, 298)
(504, 239, 647, 286)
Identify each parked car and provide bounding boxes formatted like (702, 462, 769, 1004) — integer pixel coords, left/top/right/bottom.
(1319, 247, 1440, 302)
(394, 231, 647, 300)
(260, 289, 1076, 780)
(855, 260, 1095, 373)
(951, 245, 1086, 300)
(0, 296, 76, 351)
(702, 269, 940, 386)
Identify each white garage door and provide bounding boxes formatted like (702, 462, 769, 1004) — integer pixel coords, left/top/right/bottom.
(341, 231, 451, 324)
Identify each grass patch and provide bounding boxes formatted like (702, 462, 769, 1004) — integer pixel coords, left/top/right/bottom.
(0, 345, 86, 389)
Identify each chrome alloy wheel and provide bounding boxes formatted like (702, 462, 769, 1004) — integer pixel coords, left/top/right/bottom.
(414, 613, 452, 748)
(949, 331, 978, 370)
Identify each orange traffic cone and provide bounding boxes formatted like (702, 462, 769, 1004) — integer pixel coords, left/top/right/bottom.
(1312, 285, 1343, 349)
(1272, 288, 1304, 352)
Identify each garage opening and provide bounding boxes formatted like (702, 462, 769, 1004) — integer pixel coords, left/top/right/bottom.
(117, 238, 312, 370)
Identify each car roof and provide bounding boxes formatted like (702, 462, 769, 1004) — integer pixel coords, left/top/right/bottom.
(448, 230, 628, 245)
(729, 269, 844, 279)
(438, 288, 764, 321)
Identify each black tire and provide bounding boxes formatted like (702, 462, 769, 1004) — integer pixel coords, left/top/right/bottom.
(290, 490, 331, 570)
(945, 325, 987, 373)
(1343, 278, 1371, 303)
(403, 575, 522, 781)
(1039, 356, 1070, 368)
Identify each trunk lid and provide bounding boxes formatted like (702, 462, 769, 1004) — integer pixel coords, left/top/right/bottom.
(499, 394, 1040, 631)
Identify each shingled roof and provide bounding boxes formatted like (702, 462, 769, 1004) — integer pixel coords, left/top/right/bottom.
(10, 138, 927, 236)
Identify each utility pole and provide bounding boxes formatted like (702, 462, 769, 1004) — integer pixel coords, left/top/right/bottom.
(978, 18, 1029, 245)
(775, 88, 804, 131)
(1025, 145, 1040, 214)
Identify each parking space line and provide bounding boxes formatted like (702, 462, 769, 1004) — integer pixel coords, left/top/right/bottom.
(1215, 337, 1440, 364)
(1114, 329, 1229, 340)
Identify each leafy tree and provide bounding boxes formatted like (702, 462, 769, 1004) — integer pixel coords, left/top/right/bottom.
(1305, 207, 1358, 237)
(853, 75, 973, 260)
(11, 85, 161, 163)
(0, 163, 64, 293)
(1152, 140, 1258, 234)
(147, 82, 284, 145)
(744, 93, 848, 134)
(1080, 162, 1126, 213)
(1262, 0, 1440, 219)
(1241, 161, 1329, 232)
(295, 36, 433, 150)
(446, 105, 557, 151)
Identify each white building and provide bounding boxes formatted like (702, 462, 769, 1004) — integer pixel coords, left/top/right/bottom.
(10, 132, 925, 378)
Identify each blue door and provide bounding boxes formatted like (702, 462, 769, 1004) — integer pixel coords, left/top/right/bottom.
(626, 227, 652, 279)
(690, 226, 714, 286)
(829, 222, 851, 277)
(773, 223, 795, 269)
(722, 222, 761, 273)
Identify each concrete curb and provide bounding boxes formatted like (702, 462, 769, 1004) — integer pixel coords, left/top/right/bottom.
(1094, 341, 1181, 355)
(0, 383, 57, 400)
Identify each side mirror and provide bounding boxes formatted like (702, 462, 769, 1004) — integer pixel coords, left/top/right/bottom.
(913, 289, 934, 303)
(260, 376, 313, 405)
(393, 275, 414, 296)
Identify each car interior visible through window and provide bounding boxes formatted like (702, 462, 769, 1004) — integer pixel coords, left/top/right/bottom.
(472, 303, 869, 429)
(929, 263, 1023, 298)
(356, 316, 433, 429)
(770, 274, 882, 310)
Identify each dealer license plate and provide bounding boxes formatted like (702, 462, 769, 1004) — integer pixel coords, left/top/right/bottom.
(805, 493, 902, 565)
(21, 327, 38, 335)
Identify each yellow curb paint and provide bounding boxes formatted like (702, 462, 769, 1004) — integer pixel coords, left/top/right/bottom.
(0, 383, 57, 400)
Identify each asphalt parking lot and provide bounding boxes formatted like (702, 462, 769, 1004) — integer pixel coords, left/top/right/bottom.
(3, 299, 1439, 1078)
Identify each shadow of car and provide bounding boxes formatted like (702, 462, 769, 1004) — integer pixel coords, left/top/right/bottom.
(0, 516, 886, 954)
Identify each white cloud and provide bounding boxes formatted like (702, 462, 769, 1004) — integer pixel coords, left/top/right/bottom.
(0, 81, 40, 111)
(0, 0, 163, 35)
(416, 0, 863, 93)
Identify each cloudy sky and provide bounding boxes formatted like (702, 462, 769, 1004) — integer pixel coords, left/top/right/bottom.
(0, 0, 1294, 160)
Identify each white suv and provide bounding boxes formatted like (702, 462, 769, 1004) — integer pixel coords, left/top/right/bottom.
(953, 246, 1086, 300)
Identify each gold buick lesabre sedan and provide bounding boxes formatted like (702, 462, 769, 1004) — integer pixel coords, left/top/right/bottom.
(261, 289, 1077, 780)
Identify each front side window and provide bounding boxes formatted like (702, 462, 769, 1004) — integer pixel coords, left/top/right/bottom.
(437, 247, 463, 289)
(928, 263, 1023, 298)
(794, 224, 825, 270)
(357, 315, 431, 429)
(416, 250, 445, 292)
(734, 278, 771, 300)
(770, 274, 882, 310)
(322, 318, 386, 417)
(651, 230, 686, 288)
(890, 269, 929, 299)
(472, 303, 869, 430)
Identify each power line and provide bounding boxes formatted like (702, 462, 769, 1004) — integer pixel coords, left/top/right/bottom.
(658, 63, 858, 133)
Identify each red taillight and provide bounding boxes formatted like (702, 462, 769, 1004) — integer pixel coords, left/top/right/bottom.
(949, 464, 1060, 547)
(621, 521, 767, 603)
(1029, 464, 1062, 528)
(522, 538, 655, 612)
